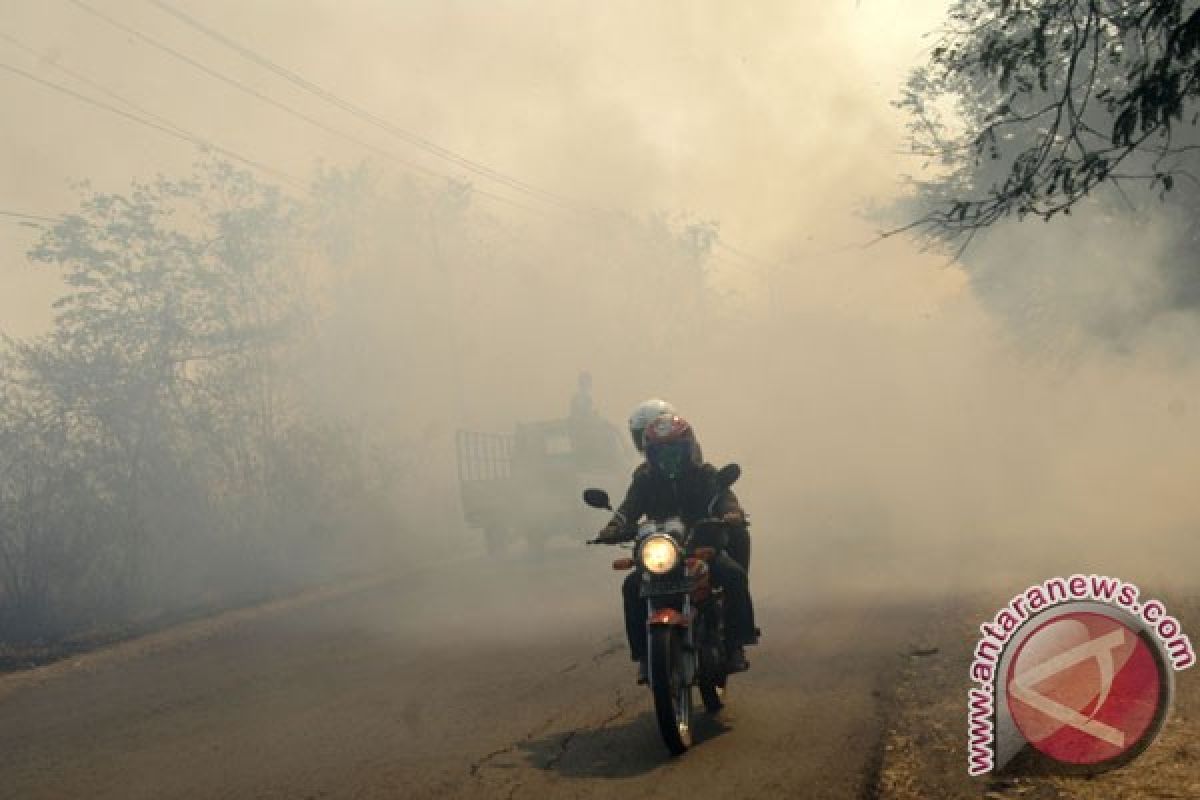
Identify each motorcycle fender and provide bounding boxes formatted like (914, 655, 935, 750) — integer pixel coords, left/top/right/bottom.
(647, 608, 689, 627)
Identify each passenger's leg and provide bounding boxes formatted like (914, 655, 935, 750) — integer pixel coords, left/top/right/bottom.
(710, 553, 756, 647)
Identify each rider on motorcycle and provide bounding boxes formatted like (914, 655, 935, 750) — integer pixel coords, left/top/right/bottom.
(626, 399, 752, 574)
(596, 415, 758, 683)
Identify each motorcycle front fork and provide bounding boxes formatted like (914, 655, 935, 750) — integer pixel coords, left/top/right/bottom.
(645, 595, 696, 685)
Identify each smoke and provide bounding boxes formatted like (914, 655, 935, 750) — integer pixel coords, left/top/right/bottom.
(2, 0, 1198, 646)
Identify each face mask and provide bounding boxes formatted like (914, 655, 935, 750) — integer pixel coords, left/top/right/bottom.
(649, 441, 689, 478)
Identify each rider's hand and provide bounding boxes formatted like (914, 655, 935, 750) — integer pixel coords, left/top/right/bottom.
(594, 524, 623, 544)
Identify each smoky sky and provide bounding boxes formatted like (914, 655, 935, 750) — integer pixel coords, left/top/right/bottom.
(0, 0, 951, 335)
(3, 1, 1199, 600)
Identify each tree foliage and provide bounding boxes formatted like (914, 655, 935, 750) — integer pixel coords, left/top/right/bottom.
(0, 163, 371, 644)
(0, 158, 722, 648)
(899, 0, 1200, 237)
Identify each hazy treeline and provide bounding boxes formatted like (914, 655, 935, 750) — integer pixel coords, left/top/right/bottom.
(0, 158, 717, 645)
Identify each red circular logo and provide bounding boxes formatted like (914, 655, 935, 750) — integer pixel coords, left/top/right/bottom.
(1005, 611, 1167, 766)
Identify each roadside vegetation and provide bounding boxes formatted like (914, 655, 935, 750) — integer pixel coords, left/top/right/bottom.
(0, 158, 716, 660)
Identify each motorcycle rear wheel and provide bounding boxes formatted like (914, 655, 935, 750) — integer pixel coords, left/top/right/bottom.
(649, 626, 692, 755)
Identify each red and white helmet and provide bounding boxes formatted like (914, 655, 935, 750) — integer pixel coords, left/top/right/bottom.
(643, 415, 703, 478)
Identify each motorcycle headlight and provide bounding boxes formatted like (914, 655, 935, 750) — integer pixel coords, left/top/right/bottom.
(639, 534, 679, 575)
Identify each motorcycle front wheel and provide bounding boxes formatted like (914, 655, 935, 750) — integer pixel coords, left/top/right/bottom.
(649, 626, 692, 755)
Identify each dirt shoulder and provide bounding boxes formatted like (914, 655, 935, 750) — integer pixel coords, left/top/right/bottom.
(0, 567, 420, 700)
(877, 595, 1200, 799)
(0, 539, 479, 681)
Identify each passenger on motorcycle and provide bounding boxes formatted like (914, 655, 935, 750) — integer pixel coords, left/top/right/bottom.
(626, 399, 752, 575)
(627, 397, 676, 453)
(595, 415, 758, 683)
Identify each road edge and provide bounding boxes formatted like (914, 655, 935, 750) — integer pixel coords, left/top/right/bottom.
(0, 553, 469, 702)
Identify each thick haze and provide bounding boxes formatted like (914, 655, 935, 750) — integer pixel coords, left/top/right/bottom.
(1, 1, 949, 333)
(3, 0, 1199, 618)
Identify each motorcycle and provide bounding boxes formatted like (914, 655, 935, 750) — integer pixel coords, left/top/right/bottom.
(583, 463, 741, 755)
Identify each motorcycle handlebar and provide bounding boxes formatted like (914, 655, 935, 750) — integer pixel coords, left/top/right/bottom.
(586, 537, 636, 548)
(587, 518, 728, 545)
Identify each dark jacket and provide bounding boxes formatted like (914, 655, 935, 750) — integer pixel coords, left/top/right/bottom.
(606, 462, 745, 540)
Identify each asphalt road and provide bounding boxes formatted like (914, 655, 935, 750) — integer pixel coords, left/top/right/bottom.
(0, 548, 927, 799)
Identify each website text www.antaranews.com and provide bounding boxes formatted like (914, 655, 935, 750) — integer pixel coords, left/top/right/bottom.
(966, 574, 1195, 776)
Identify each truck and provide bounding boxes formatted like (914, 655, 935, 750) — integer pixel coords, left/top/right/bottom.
(455, 417, 630, 555)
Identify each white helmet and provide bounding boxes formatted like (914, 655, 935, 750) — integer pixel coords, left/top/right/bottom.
(628, 398, 676, 452)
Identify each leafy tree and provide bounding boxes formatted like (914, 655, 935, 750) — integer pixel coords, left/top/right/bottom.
(0, 353, 124, 639)
(899, 0, 1200, 237)
(0, 155, 724, 647)
(0, 161, 317, 640)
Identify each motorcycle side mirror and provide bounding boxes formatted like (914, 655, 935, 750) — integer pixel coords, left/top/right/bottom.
(583, 488, 612, 510)
(717, 463, 741, 488)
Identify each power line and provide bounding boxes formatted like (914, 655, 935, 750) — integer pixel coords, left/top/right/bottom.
(0, 209, 58, 224)
(149, 0, 598, 217)
(145, 0, 791, 270)
(0, 60, 305, 188)
(50, 0, 787, 270)
(148, 0, 807, 264)
(0, 42, 805, 269)
(0, 30, 186, 139)
(67, 0, 547, 217)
